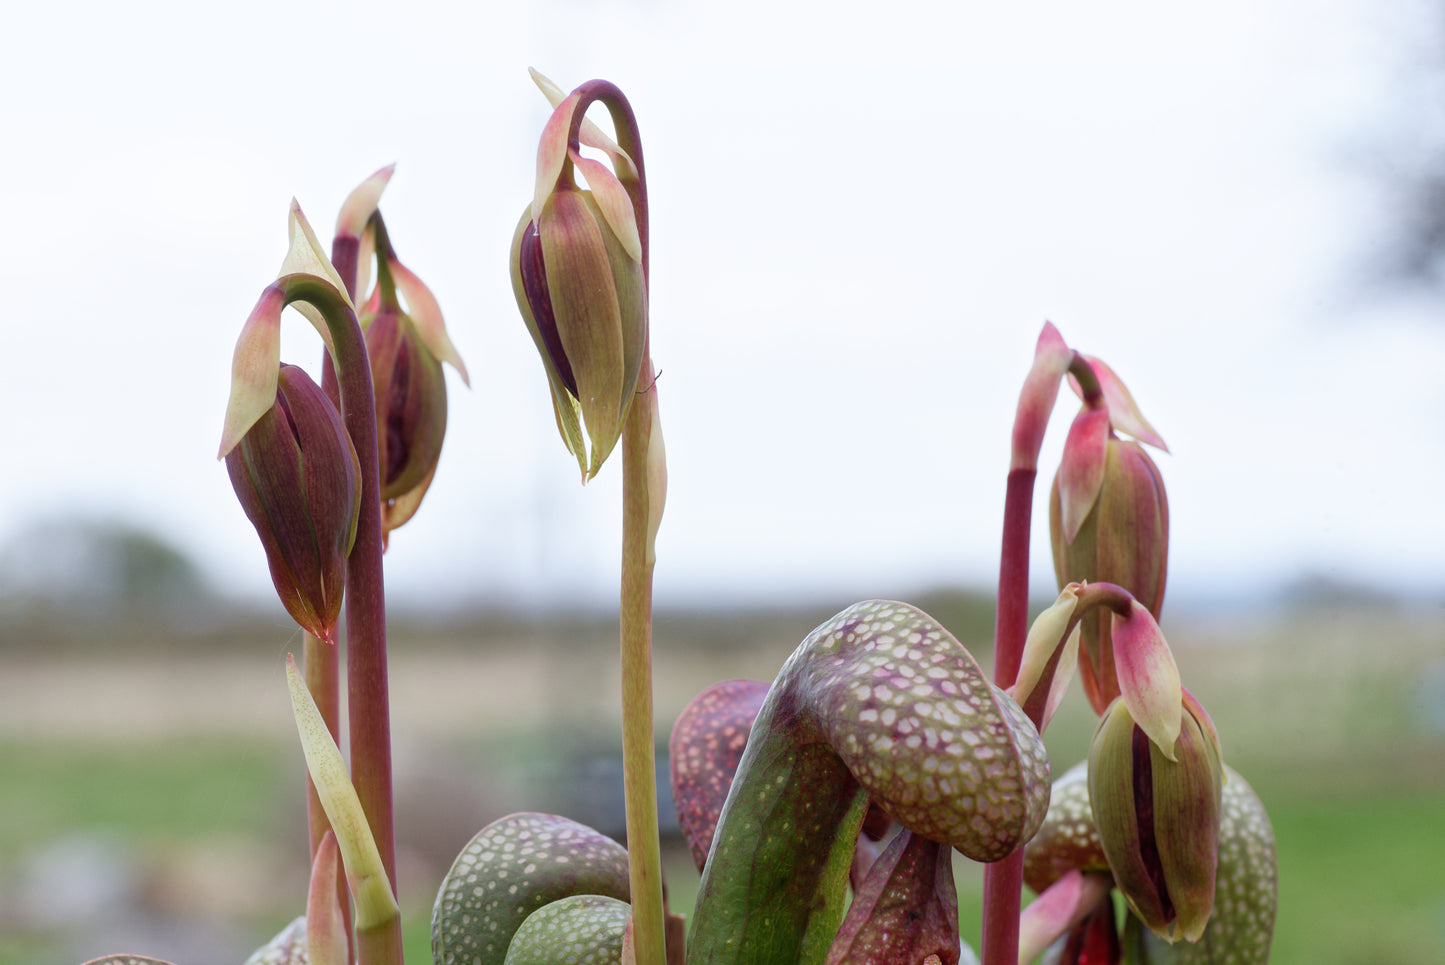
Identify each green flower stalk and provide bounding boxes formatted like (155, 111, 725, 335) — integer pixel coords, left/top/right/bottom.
(510, 71, 667, 965)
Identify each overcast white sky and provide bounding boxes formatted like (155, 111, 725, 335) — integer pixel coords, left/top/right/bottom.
(2, 0, 1442, 613)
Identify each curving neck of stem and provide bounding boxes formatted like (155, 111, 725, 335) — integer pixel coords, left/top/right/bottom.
(1070, 351, 1105, 409)
(368, 212, 400, 308)
(566, 80, 651, 285)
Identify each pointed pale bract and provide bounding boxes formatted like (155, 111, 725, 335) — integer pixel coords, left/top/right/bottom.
(1016, 869, 1112, 965)
(335, 164, 394, 239)
(218, 286, 287, 458)
(1012, 584, 1081, 731)
(1010, 322, 1073, 471)
(306, 832, 347, 965)
(380, 458, 437, 543)
(571, 152, 643, 263)
(642, 365, 667, 568)
(1071, 355, 1168, 452)
(529, 68, 640, 183)
(1057, 406, 1110, 543)
(534, 91, 583, 225)
(279, 201, 349, 352)
(286, 655, 397, 930)
(390, 258, 470, 385)
(1110, 601, 1182, 759)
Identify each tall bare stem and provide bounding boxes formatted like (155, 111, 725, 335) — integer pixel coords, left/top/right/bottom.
(981, 343, 1102, 965)
(619, 373, 666, 965)
(277, 274, 401, 965)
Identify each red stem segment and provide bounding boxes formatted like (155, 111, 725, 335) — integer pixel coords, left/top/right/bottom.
(981, 467, 1036, 965)
(981, 345, 1107, 965)
(277, 273, 399, 965)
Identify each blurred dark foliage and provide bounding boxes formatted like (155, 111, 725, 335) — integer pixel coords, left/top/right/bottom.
(1366, 2, 1445, 304)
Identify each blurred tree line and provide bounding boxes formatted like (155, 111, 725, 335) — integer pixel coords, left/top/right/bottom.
(1368, 1, 1445, 301)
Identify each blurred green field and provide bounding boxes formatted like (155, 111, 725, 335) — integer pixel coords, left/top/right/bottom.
(1, 603, 1441, 964)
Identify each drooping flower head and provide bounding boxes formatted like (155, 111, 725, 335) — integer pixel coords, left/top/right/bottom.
(1050, 356, 1170, 714)
(333, 168, 469, 542)
(510, 71, 648, 481)
(225, 364, 361, 642)
(219, 204, 362, 641)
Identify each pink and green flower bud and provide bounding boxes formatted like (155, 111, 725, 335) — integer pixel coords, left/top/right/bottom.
(1068, 355, 1168, 452)
(510, 91, 647, 482)
(1051, 424, 1169, 715)
(225, 364, 361, 643)
(1121, 764, 1276, 965)
(1088, 690, 1223, 944)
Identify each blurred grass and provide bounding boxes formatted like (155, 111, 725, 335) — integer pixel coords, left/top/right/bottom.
(0, 740, 291, 861)
(1, 602, 1441, 964)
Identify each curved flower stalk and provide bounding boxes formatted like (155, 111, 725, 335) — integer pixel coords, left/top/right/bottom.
(219, 201, 401, 965)
(1049, 355, 1169, 715)
(1011, 584, 1183, 755)
(1006, 579, 1218, 947)
(984, 325, 1165, 965)
(509, 71, 668, 965)
(688, 600, 1051, 965)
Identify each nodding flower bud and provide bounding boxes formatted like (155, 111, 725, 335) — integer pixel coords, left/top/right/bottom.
(226, 364, 361, 642)
(1089, 689, 1223, 944)
(363, 304, 448, 519)
(328, 167, 468, 542)
(510, 83, 647, 482)
(1050, 358, 1169, 715)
